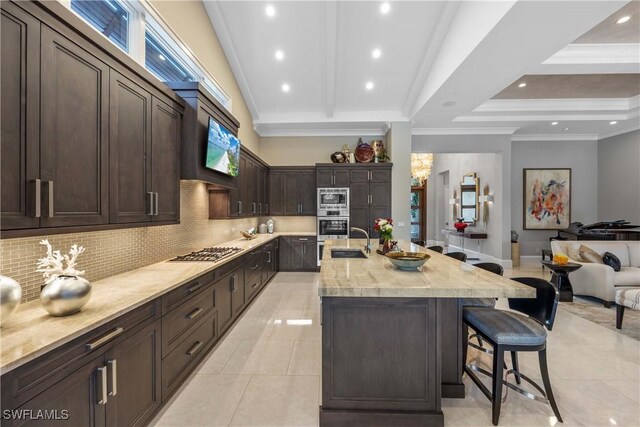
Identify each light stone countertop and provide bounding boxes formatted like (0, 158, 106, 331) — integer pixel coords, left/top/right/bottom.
(0, 231, 315, 375)
(319, 239, 536, 299)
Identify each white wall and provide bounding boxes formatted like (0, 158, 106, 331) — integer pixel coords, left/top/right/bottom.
(386, 122, 412, 241)
(598, 130, 640, 224)
(413, 134, 512, 261)
(426, 153, 502, 259)
(259, 136, 383, 166)
(511, 139, 598, 256)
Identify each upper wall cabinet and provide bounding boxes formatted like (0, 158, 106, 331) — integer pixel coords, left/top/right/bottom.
(0, 1, 184, 238)
(269, 167, 316, 216)
(0, 2, 40, 230)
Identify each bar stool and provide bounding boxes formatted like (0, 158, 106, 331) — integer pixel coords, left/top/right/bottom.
(445, 251, 467, 262)
(462, 262, 504, 354)
(427, 245, 444, 253)
(463, 277, 563, 426)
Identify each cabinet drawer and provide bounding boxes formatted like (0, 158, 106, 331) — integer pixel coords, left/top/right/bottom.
(244, 272, 262, 302)
(162, 288, 215, 357)
(3, 300, 159, 409)
(214, 255, 244, 280)
(162, 271, 215, 314)
(162, 312, 217, 397)
(289, 236, 316, 243)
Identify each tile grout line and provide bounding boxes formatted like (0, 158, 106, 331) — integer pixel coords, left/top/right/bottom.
(226, 374, 254, 427)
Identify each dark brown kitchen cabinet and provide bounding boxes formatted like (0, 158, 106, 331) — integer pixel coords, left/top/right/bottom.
(151, 98, 181, 222)
(279, 236, 317, 271)
(12, 355, 107, 427)
(39, 25, 110, 228)
(0, 2, 40, 231)
(348, 165, 392, 238)
(105, 320, 161, 427)
(316, 167, 350, 188)
(109, 71, 152, 224)
(215, 267, 244, 334)
(269, 172, 285, 215)
(272, 167, 316, 216)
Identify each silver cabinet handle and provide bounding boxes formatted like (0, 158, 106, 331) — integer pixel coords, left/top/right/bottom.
(231, 274, 237, 292)
(97, 366, 108, 405)
(33, 179, 41, 218)
(107, 359, 117, 397)
(148, 192, 154, 215)
(267, 252, 272, 263)
(154, 192, 159, 216)
(265, 204, 268, 214)
(187, 307, 203, 320)
(86, 327, 124, 351)
(46, 181, 54, 217)
(252, 202, 257, 214)
(299, 238, 309, 241)
(238, 201, 242, 214)
(186, 341, 203, 356)
(250, 263, 260, 270)
(258, 203, 262, 214)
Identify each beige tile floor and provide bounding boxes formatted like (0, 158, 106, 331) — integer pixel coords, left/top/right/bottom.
(151, 267, 640, 427)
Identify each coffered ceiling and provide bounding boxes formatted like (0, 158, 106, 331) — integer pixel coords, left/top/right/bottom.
(204, 1, 640, 140)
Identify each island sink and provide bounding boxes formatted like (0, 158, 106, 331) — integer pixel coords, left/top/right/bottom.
(330, 249, 367, 259)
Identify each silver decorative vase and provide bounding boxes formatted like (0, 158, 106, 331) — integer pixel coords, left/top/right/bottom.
(1, 275, 22, 326)
(40, 275, 92, 317)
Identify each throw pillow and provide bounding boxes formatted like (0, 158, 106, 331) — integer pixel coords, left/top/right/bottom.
(602, 252, 621, 272)
(578, 245, 604, 264)
(567, 246, 581, 262)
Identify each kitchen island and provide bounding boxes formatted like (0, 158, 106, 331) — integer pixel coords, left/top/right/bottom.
(318, 239, 534, 427)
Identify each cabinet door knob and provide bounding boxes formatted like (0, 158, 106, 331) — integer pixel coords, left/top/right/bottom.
(107, 359, 117, 397)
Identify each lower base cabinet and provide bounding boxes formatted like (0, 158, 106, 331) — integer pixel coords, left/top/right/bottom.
(1, 239, 284, 427)
(279, 236, 317, 271)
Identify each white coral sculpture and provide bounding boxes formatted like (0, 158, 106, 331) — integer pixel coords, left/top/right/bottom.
(36, 240, 86, 283)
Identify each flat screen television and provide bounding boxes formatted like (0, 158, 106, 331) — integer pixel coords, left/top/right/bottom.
(205, 117, 240, 177)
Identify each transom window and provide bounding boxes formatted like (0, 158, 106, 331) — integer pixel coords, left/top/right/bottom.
(145, 31, 195, 83)
(70, 0, 129, 52)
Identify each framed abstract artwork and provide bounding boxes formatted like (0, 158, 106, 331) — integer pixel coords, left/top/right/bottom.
(523, 168, 571, 230)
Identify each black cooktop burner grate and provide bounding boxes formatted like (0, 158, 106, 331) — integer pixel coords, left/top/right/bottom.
(170, 246, 243, 262)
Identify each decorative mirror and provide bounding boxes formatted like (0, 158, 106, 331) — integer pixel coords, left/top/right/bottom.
(460, 173, 479, 224)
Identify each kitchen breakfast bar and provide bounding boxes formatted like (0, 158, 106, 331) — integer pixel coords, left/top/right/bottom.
(318, 240, 534, 427)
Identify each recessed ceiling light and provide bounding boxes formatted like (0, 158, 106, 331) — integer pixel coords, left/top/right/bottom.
(518, 82, 527, 88)
(365, 81, 374, 91)
(159, 54, 166, 61)
(380, 2, 390, 14)
(275, 50, 284, 61)
(564, 127, 569, 131)
(372, 48, 381, 59)
(265, 5, 276, 17)
(551, 121, 558, 125)
(281, 83, 290, 92)
(610, 121, 618, 125)
(616, 16, 630, 24)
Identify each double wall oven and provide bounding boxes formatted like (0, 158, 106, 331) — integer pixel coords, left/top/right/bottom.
(317, 188, 350, 266)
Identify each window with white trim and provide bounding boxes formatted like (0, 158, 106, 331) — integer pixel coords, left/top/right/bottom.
(70, 0, 130, 52)
(66, 0, 232, 110)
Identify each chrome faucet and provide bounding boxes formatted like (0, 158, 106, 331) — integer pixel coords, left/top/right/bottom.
(350, 227, 371, 254)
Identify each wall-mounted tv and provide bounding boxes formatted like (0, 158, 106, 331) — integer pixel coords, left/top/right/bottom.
(205, 117, 240, 177)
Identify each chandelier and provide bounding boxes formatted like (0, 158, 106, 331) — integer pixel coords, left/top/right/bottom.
(411, 153, 433, 185)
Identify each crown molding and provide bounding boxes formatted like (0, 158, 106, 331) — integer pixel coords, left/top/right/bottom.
(412, 127, 518, 136)
(511, 134, 598, 141)
(475, 97, 638, 113)
(203, 2, 260, 120)
(597, 121, 640, 140)
(256, 127, 388, 138)
(454, 113, 632, 122)
(544, 43, 640, 65)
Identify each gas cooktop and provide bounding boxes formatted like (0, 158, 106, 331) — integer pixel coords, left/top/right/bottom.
(170, 247, 243, 262)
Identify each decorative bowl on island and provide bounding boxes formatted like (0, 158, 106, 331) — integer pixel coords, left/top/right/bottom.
(385, 252, 431, 271)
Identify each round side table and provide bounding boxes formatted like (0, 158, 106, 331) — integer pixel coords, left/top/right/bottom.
(541, 261, 582, 302)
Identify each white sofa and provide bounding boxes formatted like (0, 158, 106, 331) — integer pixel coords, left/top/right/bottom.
(551, 240, 640, 306)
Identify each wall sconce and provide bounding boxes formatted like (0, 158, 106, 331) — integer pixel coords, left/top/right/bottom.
(448, 198, 460, 205)
(480, 184, 491, 226)
(479, 194, 493, 203)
